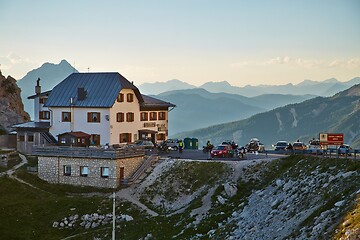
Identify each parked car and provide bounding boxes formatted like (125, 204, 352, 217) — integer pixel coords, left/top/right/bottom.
(293, 142, 307, 151)
(135, 140, 155, 149)
(338, 144, 351, 155)
(211, 144, 234, 158)
(308, 139, 323, 154)
(274, 141, 288, 151)
(246, 138, 265, 152)
(163, 138, 179, 150)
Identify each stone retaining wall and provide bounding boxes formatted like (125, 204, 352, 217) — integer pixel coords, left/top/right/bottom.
(38, 155, 145, 188)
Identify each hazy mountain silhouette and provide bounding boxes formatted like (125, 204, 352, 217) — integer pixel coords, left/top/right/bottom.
(173, 84, 360, 148)
(155, 88, 315, 135)
(139, 77, 360, 97)
(17, 60, 78, 119)
(138, 79, 196, 95)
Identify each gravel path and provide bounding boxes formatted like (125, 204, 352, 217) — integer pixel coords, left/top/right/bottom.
(116, 186, 159, 217)
(0, 153, 41, 190)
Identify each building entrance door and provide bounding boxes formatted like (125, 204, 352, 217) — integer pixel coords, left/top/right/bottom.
(119, 167, 124, 180)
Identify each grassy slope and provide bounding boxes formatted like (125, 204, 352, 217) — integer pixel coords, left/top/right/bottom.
(0, 176, 105, 239)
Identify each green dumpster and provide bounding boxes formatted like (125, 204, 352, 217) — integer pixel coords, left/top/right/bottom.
(191, 138, 198, 149)
(184, 137, 192, 149)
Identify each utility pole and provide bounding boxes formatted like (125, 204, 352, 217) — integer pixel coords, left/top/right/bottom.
(112, 192, 116, 240)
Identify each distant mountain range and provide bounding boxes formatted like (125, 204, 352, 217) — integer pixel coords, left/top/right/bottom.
(16, 60, 360, 143)
(139, 79, 196, 95)
(139, 77, 360, 97)
(155, 88, 315, 134)
(173, 84, 360, 149)
(17, 60, 78, 119)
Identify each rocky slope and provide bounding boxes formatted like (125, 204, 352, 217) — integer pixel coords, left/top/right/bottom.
(0, 71, 30, 133)
(11, 155, 359, 239)
(113, 156, 359, 239)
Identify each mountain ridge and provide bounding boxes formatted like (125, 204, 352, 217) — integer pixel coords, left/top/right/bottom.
(17, 59, 78, 119)
(172, 84, 360, 148)
(139, 77, 360, 97)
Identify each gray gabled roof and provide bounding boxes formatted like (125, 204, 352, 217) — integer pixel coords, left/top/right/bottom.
(141, 94, 176, 108)
(28, 90, 52, 99)
(44, 72, 143, 108)
(12, 121, 50, 129)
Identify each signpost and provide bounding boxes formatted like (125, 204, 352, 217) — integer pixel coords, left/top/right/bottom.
(319, 133, 344, 146)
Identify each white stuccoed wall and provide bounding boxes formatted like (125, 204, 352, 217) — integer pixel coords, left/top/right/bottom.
(109, 89, 141, 144)
(49, 107, 110, 145)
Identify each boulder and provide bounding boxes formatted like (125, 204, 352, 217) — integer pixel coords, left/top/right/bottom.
(275, 179, 284, 187)
(224, 182, 238, 198)
(335, 200, 345, 207)
(217, 195, 226, 205)
(125, 215, 134, 222)
(91, 222, 99, 228)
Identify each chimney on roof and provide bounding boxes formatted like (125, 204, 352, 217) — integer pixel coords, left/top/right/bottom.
(78, 87, 87, 101)
(35, 78, 41, 95)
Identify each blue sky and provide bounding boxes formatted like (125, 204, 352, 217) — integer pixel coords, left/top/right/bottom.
(0, 0, 359, 86)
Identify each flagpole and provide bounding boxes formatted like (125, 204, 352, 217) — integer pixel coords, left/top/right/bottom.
(112, 192, 116, 240)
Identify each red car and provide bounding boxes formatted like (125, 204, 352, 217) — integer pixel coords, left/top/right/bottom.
(211, 145, 234, 158)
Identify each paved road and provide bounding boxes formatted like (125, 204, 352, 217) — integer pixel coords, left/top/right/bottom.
(152, 148, 360, 161)
(153, 149, 285, 161)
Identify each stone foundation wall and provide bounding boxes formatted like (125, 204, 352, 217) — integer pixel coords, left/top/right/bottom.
(37, 155, 145, 188)
(38, 156, 59, 183)
(117, 156, 144, 179)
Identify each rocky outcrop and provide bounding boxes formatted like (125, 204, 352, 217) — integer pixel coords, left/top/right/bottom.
(0, 70, 30, 133)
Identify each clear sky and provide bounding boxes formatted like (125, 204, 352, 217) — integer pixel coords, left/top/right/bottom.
(0, 0, 359, 86)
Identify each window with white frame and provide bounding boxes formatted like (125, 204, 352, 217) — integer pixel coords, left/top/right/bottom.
(80, 166, 89, 177)
(101, 167, 109, 178)
(64, 165, 71, 176)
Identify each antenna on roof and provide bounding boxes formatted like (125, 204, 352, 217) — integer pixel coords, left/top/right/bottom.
(87, 67, 90, 73)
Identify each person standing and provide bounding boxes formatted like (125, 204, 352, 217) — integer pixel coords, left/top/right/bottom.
(179, 140, 184, 153)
